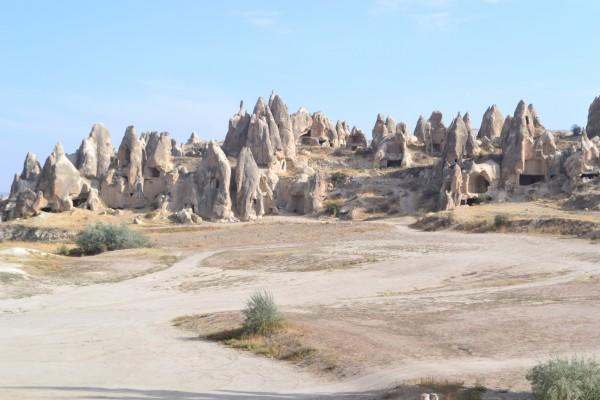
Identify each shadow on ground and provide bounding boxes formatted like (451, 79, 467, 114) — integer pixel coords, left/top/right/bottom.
(0, 386, 532, 400)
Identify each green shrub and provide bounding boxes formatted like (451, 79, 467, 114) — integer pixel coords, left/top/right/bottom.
(242, 290, 284, 336)
(324, 200, 343, 216)
(330, 171, 348, 185)
(494, 214, 509, 227)
(75, 223, 150, 255)
(527, 357, 600, 400)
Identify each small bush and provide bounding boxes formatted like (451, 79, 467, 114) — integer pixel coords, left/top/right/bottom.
(527, 358, 600, 400)
(571, 124, 583, 136)
(242, 290, 284, 336)
(330, 171, 348, 185)
(75, 223, 150, 255)
(494, 214, 509, 227)
(55, 244, 72, 256)
(324, 200, 343, 216)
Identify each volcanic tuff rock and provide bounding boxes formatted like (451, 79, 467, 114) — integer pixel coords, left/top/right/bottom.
(144, 132, 174, 176)
(478, 105, 504, 139)
(427, 111, 447, 154)
(37, 143, 84, 212)
(587, 96, 600, 138)
(76, 123, 114, 179)
(117, 126, 145, 187)
(194, 141, 232, 221)
(222, 101, 251, 157)
(463, 112, 480, 158)
(291, 107, 313, 142)
(413, 115, 427, 143)
(234, 147, 263, 221)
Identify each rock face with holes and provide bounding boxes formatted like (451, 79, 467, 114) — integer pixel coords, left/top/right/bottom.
(478, 104, 504, 139)
(276, 168, 325, 215)
(346, 127, 368, 150)
(374, 125, 412, 168)
(291, 107, 313, 143)
(143, 132, 174, 177)
(37, 143, 84, 212)
(587, 96, 600, 138)
(194, 141, 232, 221)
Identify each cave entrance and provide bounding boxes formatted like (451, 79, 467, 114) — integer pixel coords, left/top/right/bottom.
(468, 175, 490, 194)
(581, 172, 600, 179)
(519, 174, 545, 185)
(386, 159, 403, 167)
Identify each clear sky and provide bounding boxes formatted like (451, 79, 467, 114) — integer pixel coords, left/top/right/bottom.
(1, 0, 599, 192)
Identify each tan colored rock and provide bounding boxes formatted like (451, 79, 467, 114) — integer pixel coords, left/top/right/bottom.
(76, 123, 114, 179)
(463, 112, 480, 158)
(413, 115, 427, 143)
(269, 93, 296, 159)
(335, 121, 350, 147)
(371, 113, 390, 150)
(291, 107, 313, 142)
(346, 127, 368, 150)
(9, 153, 41, 198)
(427, 111, 446, 154)
(37, 143, 84, 212)
(442, 113, 469, 165)
(194, 141, 232, 220)
(117, 126, 144, 187)
(84, 188, 104, 212)
(234, 147, 263, 221)
(222, 101, 251, 157)
(478, 104, 503, 139)
(144, 132, 174, 177)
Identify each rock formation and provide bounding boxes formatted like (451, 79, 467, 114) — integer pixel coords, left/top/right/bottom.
(413, 115, 427, 143)
(442, 113, 469, 166)
(269, 93, 296, 159)
(291, 107, 312, 142)
(234, 147, 264, 221)
(371, 113, 390, 150)
(194, 141, 232, 221)
(463, 112, 480, 158)
(37, 143, 84, 212)
(222, 101, 251, 157)
(478, 105, 503, 139)
(76, 123, 114, 179)
(117, 126, 144, 187)
(587, 96, 600, 138)
(144, 132, 174, 177)
(427, 111, 446, 154)
(346, 127, 368, 150)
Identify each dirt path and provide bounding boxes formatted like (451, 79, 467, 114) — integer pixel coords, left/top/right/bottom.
(1, 220, 599, 399)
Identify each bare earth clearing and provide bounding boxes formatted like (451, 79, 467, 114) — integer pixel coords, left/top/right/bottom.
(1, 213, 600, 399)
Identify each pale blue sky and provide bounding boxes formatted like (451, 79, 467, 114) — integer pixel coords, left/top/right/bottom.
(1, 0, 598, 192)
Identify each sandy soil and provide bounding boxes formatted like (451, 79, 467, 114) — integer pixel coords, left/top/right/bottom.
(1, 216, 599, 399)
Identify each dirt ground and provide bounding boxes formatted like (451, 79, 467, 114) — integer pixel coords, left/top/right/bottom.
(1, 212, 599, 399)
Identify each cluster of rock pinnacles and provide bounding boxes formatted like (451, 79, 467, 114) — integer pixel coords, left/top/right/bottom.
(3, 91, 600, 222)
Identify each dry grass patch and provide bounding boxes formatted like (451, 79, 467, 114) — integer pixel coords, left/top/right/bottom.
(173, 311, 340, 376)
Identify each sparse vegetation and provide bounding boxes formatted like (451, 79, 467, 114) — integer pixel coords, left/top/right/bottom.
(324, 200, 343, 216)
(329, 171, 348, 185)
(75, 223, 150, 255)
(494, 214, 510, 227)
(571, 124, 583, 136)
(242, 290, 284, 336)
(527, 357, 600, 400)
(55, 244, 72, 256)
